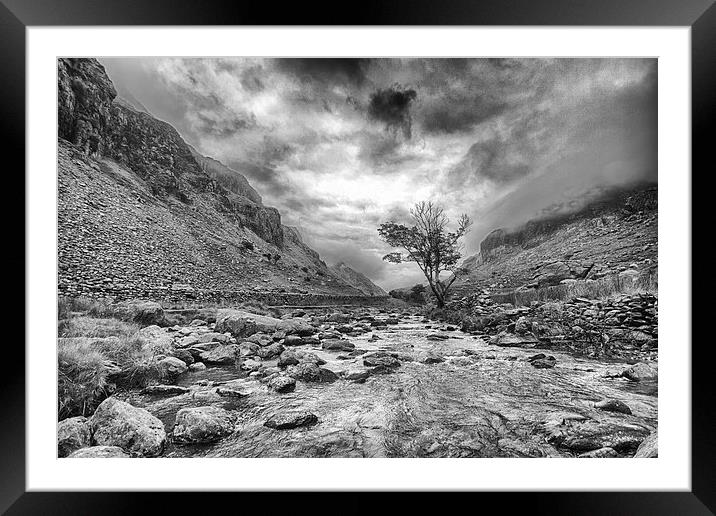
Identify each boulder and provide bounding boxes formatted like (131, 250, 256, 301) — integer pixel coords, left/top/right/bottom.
(189, 362, 206, 372)
(89, 397, 166, 457)
(112, 300, 165, 326)
(633, 431, 657, 457)
(286, 363, 323, 382)
(268, 375, 296, 393)
(215, 310, 314, 338)
(67, 445, 130, 458)
(257, 342, 284, 360)
(239, 342, 260, 357)
(282, 335, 303, 346)
(199, 344, 240, 365)
(527, 354, 556, 369)
(171, 349, 195, 366)
(278, 350, 299, 368)
(322, 339, 355, 352)
(622, 362, 658, 382)
(343, 369, 371, 383)
(277, 319, 316, 337)
(296, 351, 326, 365)
(172, 406, 235, 444)
(58, 416, 91, 457)
(246, 333, 273, 346)
(595, 399, 632, 415)
(417, 351, 444, 364)
(264, 411, 318, 430)
(158, 356, 188, 378)
(239, 359, 262, 372)
(363, 353, 401, 369)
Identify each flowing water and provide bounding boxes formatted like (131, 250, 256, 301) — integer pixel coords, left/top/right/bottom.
(118, 312, 657, 458)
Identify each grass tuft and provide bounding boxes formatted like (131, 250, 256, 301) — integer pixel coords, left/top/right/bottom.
(57, 315, 173, 418)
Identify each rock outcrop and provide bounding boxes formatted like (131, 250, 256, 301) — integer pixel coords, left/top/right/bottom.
(455, 183, 657, 295)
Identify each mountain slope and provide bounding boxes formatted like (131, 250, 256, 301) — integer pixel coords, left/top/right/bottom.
(453, 184, 658, 295)
(57, 58, 364, 302)
(328, 263, 387, 296)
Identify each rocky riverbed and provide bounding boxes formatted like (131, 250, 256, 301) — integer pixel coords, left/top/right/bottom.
(60, 307, 657, 459)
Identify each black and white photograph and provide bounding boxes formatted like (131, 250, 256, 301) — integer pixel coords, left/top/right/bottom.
(56, 56, 659, 459)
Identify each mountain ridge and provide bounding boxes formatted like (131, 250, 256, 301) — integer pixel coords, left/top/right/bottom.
(328, 262, 387, 297)
(57, 58, 377, 303)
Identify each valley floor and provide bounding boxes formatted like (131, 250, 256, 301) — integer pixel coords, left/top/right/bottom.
(57, 301, 657, 459)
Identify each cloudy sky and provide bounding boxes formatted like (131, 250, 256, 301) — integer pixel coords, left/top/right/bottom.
(100, 58, 657, 290)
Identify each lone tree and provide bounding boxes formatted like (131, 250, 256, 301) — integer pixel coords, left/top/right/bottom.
(378, 201, 472, 308)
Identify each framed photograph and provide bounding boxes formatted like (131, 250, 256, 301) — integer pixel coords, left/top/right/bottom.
(7, 0, 712, 512)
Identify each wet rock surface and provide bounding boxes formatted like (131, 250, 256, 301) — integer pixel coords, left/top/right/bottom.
(77, 307, 657, 459)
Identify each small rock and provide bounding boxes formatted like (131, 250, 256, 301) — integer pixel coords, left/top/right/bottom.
(141, 385, 189, 396)
(277, 350, 299, 368)
(283, 335, 303, 346)
(158, 356, 188, 378)
(264, 411, 318, 430)
(172, 406, 235, 444)
(268, 375, 296, 393)
(322, 338, 355, 351)
(257, 342, 284, 359)
(595, 399, 632, 415)
(199, 344, 240, 365)
(622, 362, 657, 382)
(216, 386, 250, 398)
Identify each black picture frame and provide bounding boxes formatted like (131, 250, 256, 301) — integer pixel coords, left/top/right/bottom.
(4, 0, 712, 513)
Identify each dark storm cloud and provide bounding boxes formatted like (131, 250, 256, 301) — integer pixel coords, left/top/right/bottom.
(367, 85, 418, 139)
(420, 95, 508, 135)
(274, 58, 370, 85)
(450, 137, 532, 186)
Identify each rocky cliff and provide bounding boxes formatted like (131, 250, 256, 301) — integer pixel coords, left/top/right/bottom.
(454, 183, 657, 294)
(57, 58, 368, 302)
(328, 263, 387, 297)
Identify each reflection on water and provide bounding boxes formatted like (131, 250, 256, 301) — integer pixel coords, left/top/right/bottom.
(117, 314, 657, 458)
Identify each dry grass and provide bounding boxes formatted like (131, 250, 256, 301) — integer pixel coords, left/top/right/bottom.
(57, 315, 171, 419)
(492, 270, 658, 307)
(58, 296, 115, 319)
